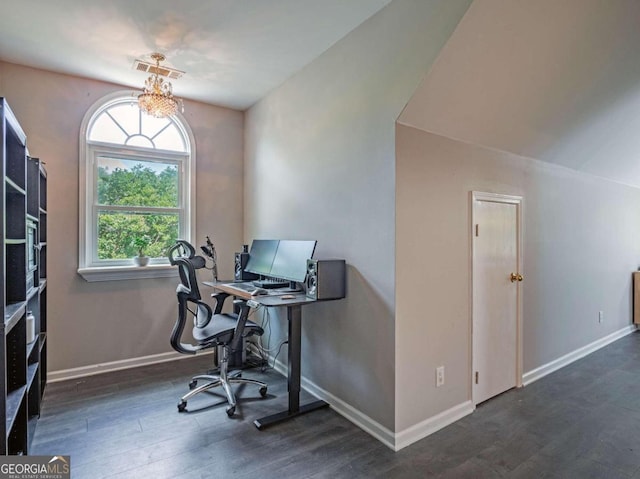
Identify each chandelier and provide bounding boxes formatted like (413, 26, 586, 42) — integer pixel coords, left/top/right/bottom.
(137, 53, 183, 118)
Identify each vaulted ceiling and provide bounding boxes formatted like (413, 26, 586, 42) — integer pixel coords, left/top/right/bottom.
(400, 0, 640, 188)
(0, 0, 391, 110)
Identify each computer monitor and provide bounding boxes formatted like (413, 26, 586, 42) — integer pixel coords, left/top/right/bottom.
(245, 239, 279, 276)
(269, 240, 317, 283)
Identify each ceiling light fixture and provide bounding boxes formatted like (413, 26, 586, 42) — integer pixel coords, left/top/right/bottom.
(137, 53, 183, 118)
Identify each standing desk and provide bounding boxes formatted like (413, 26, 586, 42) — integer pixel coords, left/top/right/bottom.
(204, 281, 329, 429)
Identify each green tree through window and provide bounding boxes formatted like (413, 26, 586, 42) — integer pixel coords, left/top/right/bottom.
(97, 161, 179, 259)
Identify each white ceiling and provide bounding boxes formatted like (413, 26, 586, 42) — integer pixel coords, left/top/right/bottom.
(0, 0, 392, 110)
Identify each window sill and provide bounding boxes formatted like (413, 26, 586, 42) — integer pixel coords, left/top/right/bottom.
(78, 264, 178, 282)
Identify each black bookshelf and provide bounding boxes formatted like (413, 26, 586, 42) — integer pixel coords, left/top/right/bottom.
(1, 98, 47, 454)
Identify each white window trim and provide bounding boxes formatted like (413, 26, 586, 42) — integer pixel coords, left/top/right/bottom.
(78, 91, 196, 282)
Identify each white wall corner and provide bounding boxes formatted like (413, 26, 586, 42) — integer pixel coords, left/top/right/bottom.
(266, 346, 474, 452)
(266, 351, 396, 450)
(394, 401, 475, 451)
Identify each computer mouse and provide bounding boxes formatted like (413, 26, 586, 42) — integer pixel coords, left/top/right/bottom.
(250, 288, 268, 296)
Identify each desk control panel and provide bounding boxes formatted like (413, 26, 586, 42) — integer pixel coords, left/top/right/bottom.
(246, 299, 260, 309)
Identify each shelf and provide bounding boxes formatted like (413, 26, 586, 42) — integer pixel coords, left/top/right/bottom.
(4, 239, 26, 245)
(5, 387, 26, 436)
(26, 364, 38, 390)
(4, 302, 25, 332)
(26, 287, 39, 301)
(25, 214, 38, 223)
(27, 416, 37, 448)
(5, 178, 26, 196)
(38, 333, 46, 354)
(39, 215, 47, 243)
(27, 337, 39, 361)
(39, 208, 47, 215)
(39, 279, 47, 291)
(5, 244, 27, 304)
(5, 185, 26, 239)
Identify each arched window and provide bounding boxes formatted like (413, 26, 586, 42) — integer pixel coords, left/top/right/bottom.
(78, 92, 195, 281)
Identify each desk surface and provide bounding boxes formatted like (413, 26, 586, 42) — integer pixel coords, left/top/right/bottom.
(203, 281, 316, 307)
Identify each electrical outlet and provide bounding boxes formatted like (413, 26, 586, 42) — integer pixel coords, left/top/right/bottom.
(436, 366, 445, 387)
(598, 311, 604, 323)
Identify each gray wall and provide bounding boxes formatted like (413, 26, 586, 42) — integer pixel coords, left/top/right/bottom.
(244, 0, 472, 430)
(0, 61, 245, 372)
(396, 124, 640, 430)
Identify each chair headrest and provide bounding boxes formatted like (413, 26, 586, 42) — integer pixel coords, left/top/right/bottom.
(167, 240, 197, 265)
(191, 255, 206, 269)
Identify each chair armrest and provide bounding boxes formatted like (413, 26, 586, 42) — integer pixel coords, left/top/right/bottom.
(230, 299, 251, 353)
(211, 292, 230, 314)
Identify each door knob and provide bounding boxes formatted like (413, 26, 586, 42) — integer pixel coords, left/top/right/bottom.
(510, 273, 523, 283)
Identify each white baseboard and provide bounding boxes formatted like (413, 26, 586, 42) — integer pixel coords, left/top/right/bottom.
(522, 324, 637, 386)
(395, 401, 475, 451)
(265, 352, 397, 450)
(261, 344, 472, 451)
(48, 350, 213, 383)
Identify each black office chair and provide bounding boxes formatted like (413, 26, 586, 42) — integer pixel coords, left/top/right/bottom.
(167, 241, 267, 417)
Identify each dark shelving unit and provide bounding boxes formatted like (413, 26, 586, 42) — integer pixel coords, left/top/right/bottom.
(1, 98, 47, 455)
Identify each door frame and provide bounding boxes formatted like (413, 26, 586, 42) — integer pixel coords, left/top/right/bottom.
(470, 191, 524, 405)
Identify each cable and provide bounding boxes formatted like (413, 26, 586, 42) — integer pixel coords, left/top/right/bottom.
(270, 340, 288, 370)
(254, 308, 291, 371)
(251, 308, 269, 370)
(242, 305, 289, 372)
(253, 339, 287, 354)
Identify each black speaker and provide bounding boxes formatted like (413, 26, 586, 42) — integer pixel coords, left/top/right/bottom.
(306, 259, 346, 300)
(235, 252, 258, 281)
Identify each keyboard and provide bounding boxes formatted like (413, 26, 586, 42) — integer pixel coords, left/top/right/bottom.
(252, 279, 289, 289)
(226, 282, 256, 292)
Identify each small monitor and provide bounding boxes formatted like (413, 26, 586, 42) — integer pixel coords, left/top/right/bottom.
(245, 239, 279, 276)
(269, 240, 317, 283)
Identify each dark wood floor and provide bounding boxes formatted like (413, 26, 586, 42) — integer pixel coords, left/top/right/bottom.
(32, 331, 640, 478)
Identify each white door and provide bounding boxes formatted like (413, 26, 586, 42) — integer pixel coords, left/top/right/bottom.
(472, 193, 522, 405)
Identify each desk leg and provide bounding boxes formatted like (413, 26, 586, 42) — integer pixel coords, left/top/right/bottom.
(254, 305, 329, 429)
(288, 304, 301, 413)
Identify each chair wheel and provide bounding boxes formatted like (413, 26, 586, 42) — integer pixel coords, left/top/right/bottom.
(259, 386, 267, 397)
(188, 380, 197, 390)
(226, 405, 236, 417)
(177, 401, 187, 412)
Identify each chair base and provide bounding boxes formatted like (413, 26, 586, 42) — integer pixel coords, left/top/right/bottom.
(177, 358, 267, 417)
